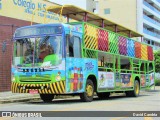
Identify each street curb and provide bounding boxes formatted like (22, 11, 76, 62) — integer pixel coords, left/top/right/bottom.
(0, 95, 75, 104)
(0, 97, 40, 104)
(0, 94, 125, 104)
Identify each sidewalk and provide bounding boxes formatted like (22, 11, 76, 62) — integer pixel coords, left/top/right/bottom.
(0, 86, 159, 104)
(0, 92, 40, 104)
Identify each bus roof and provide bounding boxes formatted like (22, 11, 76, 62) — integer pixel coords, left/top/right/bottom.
(47, 5, 143, 38)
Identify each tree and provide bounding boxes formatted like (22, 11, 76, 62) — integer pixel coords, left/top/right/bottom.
(154, 50, 160, 73)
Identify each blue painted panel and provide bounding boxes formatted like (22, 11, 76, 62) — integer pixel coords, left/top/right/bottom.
(66, 58, 98, 93)
(63, 24, 83, 38)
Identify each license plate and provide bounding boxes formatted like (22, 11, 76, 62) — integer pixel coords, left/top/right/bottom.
(29, 90, 38, 94)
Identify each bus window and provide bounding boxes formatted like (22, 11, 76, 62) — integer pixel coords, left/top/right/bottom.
(149, 62, 153, 73)
(98, 52, 114, 71)
(120, 57, 131, 70)
(98, 55, 104, 67)
(66, 35, 73, 57)
(73, 36, 81, 58)
(66, 35, 81, 58)
(140, 62, 145, 74)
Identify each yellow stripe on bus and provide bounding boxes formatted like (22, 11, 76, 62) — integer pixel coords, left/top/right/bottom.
(53, 83, 59, 94)
(20, 84, 23, 93)
(60, 81, 65, 93)
(50, 84, 55, 94)
(56, 82, 62, 93)
(42, 89, 45, 94)
(45, 89, 48, 94)
(48, 89, 52, 94)
(14, 83, 18, 93)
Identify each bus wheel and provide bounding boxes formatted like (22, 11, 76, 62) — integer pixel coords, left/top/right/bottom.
(126, 80, 140, 97)
(40, 94, 55, 102)
(80, 79, 94, 102)
(97, 92, 110, 99)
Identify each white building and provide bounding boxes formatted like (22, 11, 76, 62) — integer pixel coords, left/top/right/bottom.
(138, 0, 160, 50)
(50, 0, 96, 12)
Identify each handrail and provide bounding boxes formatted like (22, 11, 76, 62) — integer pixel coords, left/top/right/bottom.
(46, 6, 65, 23)
(31, 8, 38, 25)
(31, 6, 65, 25)
(31, 8, 48, 25)
(59, 5, 64, 22)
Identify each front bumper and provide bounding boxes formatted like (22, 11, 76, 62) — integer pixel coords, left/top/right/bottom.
(11, 81, 66, 94)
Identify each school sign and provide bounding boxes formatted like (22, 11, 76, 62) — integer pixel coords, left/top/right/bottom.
(0, 0, 64, 23)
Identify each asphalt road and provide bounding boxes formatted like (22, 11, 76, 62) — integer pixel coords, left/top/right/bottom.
(0, 87, 160, 120)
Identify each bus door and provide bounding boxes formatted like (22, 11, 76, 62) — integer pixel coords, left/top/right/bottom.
(65, 32, 83, 93)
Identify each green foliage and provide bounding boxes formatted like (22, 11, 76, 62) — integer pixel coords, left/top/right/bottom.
(155, 79, 160, 86)
(154, 50, 160, 73)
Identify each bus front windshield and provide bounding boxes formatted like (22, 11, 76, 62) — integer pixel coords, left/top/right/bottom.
(13, 36, 62, 68)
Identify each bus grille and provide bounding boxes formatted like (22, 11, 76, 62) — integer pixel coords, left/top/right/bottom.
(19, 75, 51, 82)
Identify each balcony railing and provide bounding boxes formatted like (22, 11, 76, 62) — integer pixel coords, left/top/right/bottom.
(143, 1, 160, 15)
(143, 28, 160, 38)
(143, 15, 160, 27)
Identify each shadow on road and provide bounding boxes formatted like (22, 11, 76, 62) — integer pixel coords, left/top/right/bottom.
(145, 90, 160, 92)
(26, 94, 142, 105)
(138, 94, 150, 97)
(27, 98, 82, 105)
(25, 89, 158, 105)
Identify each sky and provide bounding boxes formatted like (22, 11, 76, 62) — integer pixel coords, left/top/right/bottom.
(49, 0, 86, 9)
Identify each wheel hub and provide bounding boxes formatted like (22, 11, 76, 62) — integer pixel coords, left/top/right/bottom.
(86, 85, 93, 97)
(135, 82, 139, 95)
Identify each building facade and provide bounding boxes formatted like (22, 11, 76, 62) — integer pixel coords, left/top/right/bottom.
(96, 0, 160, 50)
(97, 0, 138, 31)
(0, 0, 60, 92)
(141, 0, 160, 50)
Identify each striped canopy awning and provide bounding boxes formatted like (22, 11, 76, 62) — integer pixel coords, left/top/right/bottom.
(47, 5, 143, 38)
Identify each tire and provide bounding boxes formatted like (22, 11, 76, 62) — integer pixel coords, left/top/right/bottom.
(80, 79, 94, 102)
(97, 92, 110, 99)
(126, 80, 140, 97)
(40, 94, 55, 102)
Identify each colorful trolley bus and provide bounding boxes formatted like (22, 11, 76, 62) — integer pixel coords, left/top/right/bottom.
(11, 5, 155, 102)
